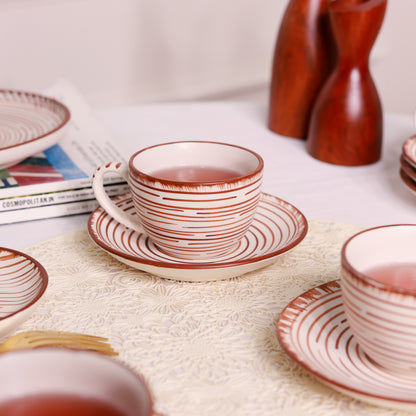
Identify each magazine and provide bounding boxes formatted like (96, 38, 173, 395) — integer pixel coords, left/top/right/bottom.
(0, 79, 129, 224)
(0, 199, 102, 224)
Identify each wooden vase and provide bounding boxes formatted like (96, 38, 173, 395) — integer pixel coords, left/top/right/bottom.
(268, 0, 335, 139)
(306, 0, 387, 166)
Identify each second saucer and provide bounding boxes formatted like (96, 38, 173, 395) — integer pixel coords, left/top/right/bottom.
(277, 280, 416, 411)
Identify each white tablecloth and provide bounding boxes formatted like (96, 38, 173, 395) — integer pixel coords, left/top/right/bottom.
(21, 219, 369, 416)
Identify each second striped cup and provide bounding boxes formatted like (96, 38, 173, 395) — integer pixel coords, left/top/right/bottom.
(341, 224, 416, 374)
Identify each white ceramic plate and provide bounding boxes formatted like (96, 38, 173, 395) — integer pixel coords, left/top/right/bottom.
(403, 135, 416, 169)
(0, 90, 70, 169)
(88, 192, 308, 281)
(0, 247, 48, 337)
(277, 280, 416, 411)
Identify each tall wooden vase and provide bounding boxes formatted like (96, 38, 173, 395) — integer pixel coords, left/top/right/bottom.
(306, 0, 387, 166)
(268, 0, 334, 139)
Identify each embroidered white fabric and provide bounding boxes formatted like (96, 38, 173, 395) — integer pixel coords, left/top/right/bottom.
(16, 219, 411, 416)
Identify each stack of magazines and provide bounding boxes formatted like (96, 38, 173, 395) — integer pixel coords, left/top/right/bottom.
(0, 79, 129, 224)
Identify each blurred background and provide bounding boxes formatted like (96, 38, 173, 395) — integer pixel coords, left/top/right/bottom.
(0, 0, 412, 113)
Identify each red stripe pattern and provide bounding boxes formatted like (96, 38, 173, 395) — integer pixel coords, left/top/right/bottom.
(129, 170, 263, 259)
(341, 266, 416, 373)
(277, 281, 416, 408)
(0, 248, 48, 336)
(0, 90, 69, 149)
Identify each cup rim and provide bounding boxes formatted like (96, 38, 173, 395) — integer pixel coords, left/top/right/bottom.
(0, 348, 155, 415)
(128, 140, 264, 186)
(341, 224, 416, 295)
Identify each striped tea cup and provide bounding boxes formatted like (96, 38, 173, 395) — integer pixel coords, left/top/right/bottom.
(93, 141, 263, 260)
(341, 224, 416, 374)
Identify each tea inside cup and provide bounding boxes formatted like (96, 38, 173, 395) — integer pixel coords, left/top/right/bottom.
(341, 224, 416, 374)
(133, 141, 260, 183)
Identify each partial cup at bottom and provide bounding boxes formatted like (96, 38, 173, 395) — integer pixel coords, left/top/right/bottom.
(0, 348, 155, 416)
(341, 224, 416, 374)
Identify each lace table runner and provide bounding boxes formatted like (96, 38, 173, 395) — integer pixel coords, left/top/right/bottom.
(18, 219, 410, 416)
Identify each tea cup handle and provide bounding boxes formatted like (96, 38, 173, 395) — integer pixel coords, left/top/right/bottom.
(92, 162, 145, 233)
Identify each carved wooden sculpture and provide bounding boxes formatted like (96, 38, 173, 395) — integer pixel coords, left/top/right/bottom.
(268, 0, 334, 139)
(306, 0, 387, 166)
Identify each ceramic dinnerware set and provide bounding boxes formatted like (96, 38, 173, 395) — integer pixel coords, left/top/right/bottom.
(1, 88, 416, 414)
(0, 120, 309, 414)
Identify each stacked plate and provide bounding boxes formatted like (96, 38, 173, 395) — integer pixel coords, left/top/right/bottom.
(0, 90, 70, 169)
(400, 135, 416, 196)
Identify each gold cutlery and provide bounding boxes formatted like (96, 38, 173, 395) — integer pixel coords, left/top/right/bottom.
(0, 331, 117, 356)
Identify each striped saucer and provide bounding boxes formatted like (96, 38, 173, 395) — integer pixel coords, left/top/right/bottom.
(277, 280, 416, 411)
(0, 247, 48, 337)
(88, 192, 308, 282)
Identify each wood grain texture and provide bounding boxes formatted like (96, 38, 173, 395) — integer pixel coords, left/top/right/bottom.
(268, 0, 335, 139)
(306, 0, 387, 166)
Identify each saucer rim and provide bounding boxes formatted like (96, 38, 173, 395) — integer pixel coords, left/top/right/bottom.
(87, 192, 308, 270)
(277, 280, 416, 407)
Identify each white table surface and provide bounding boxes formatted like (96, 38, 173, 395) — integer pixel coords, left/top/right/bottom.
(1, 101, 415, 250)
